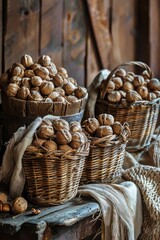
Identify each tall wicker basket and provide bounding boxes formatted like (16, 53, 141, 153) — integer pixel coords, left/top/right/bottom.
(23, 142, 90, 206)
(95, 61, 160, 152)
(81, 123, 130, 184)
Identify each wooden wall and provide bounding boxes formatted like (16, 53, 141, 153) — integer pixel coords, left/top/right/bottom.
(0, 0, 160, 88)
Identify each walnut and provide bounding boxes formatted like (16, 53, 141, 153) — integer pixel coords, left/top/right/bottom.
(83, 118, 100, 135)
(52, 74, 64, 87)
(133, 75, 145, 88)
(30, 63, 41, 71)
(65, 95, 78, 102)
(17, 86, 30, 100)
(115, 68, 126, 77)
(54, 87, 65, 96)
(148, 78, 160, 91)
(52, 119, 69, 131)
(57, 67, 68, 78)
(112, 122, 123, 135)
(121, 82, 134, 92)
(21, 77, 31, 88)
(96, 125, 113, 138)
(52, 95, 66, 103)
(68, 77, 78, 86)
(56, 129, 72, 145)
(147, 92, 157, 101)
(38, 55, 51, 67)
(24, 69, 35, 78)
(42, 140, 57, 151)
(136, 86, 149, 99)
(126, 90, 142, 103)
(46, 62, 58, 77)
(35, 66, 50, 80)
(21, 54, 34, 68)
(6, 83, 20, 97)
(2, 203, 12, 212)
(98, 113, 114, 126)
(37, 125, 54, 139)
(0, 192, 8, 203)
(9, 76, 22, 86)
(48, 91, 59, 101)
(12, 66, 24, 78)
(12, 197, 28, 215)
(70, 132, 86, 149)
(70, 121, 82, 133)
(40, 81, 54, 95)
(105, 80, 115, 93)
(63, 82, 77, 95)
(58, 144, 73, 151)
(112, 77, 123, 89)
(28, 90, 43, 101)
(141, 70, 150, 79)
(107, 91, 121, 103)
(31, 208, 41, 215)
(31, 76, 43, 87)
(74, 86, 87, 99)
(32, 138, 46, 148)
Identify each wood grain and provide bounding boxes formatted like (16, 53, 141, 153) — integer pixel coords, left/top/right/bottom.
(4, 0, 40, 70)
(40, 0, 63, 67)
(63, 0, 86, 86)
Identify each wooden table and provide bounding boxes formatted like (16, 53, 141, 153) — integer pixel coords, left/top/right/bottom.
(0, 197, 101, 240)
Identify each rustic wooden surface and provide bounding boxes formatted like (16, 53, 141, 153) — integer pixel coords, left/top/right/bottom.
(0, 197, 101, 240)
(0, 0, 159, 87)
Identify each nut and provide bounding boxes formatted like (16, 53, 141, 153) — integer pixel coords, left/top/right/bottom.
(112, 122, 123, 135)
(46, 62, 58, 77)
(37, 125, 54, 139)
(112, 77, 123, 89)
(12, 66, 24, 78)
(31, 208, 41, 215)
(115, 68, 126, 77)
(52, 74, 64, 87)
(12, 197, 28, 215)
(2, 203, 12, 212)
(24, 69, 35, 78)
(136, 86, 149, 99)
(70, 132, 86, 149)
(17, 86, 30, 100)
(126, 90, 142, 103)
(9, 76, 22, 86)
(70, 121, 82, 133)
(28, 90, 43, 101)
(40, 81, 54, 95)
(52, 119, 69, 131)
(38, 55, 51, 67)
(107, 90, 121, 103)
(96, 125, 113, 138)
(21, 77, 31, 88)
(63, 82, 77, 95)
(121, 82, 134, 92)
(58, 67, 68, 78)
(58, 144, 73, 151)
(83, 118, 100, 135)
(21, 54, 34, 68)
(35, 66, 50, 80)
(148, 78, 160, 91)
(98, 113, 114, 126)
(133, 75, 145, 87)
(32, 138, 46, 148)
(6, 83, 20, 97)
(0, 192, 8, 203)
(42, 140, 57, 151)
(74, 86, 87, 99)
(31, 76, 43, 87)
(105, 80, 115, 93)
(56, 129, 72, 145)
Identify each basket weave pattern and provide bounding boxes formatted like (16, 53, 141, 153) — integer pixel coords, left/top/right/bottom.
(23, 142, 90, 206)
(95, 61, 160, 151)
(81, 123, 130, 183)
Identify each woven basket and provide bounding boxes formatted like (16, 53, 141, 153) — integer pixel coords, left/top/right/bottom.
(23, 142, 90, 206)
(81, 123, 130, 184)
(95, 61, 160, 152)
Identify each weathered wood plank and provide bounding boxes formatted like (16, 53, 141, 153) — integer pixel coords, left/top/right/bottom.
(4, 0, 40, 70)
(110, 0, 136, 68)
(149, 0, 160, 77)
(86, 0, 112, 69)
(63, 0, 86, 86)
(40, 0, 63, 67)
(0, 0, 2, 74)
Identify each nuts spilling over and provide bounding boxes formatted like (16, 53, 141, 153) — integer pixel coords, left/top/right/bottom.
(99, 67, 160, 103)
(0, 54, 88, 103)
(83, 113, 125, 138)
(26, 118, 87, 152)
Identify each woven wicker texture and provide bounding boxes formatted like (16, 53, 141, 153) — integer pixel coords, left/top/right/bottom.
(23, 142, 90, 206)
(81, 123, 130, 184)
(95, 61, 160, 151)
(122, 165, 160, 240)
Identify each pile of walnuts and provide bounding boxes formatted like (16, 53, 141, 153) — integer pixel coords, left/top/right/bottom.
(99, 68, 160, 103)
(83, 113, 124, 138)
(26, 118, 87, 153)
(0, 54, 87, 103)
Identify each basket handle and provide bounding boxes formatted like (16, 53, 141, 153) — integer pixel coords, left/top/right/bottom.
(100, 61, 154, 99)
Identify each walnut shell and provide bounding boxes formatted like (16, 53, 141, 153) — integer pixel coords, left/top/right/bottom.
(53, 119, 69, 131)
(38, 55, 51, 67)
(2, 203, 12, 212)
(147, 92, 157, 101)
(35, 67, 50, 80)
(52, 74, 64, 87)
(74, 86, 87, 99)
(42, 140, 57, 151)
(133, 75, 145, 87)
(28, 90, 43, 101)
(70, 121, 82, 132)
(121, 82, 134, 92)
(9, 76, 22, 86)
(0, 192, 8, 203)
(115, 68, 126, 77)
(40, 81, 54, 95)
(70, 132, 86, 149)
(141, 70, 150, 79)
(98, 113, 114, 126)
(48, 91, 59, 101)
(58, 144, 73, 151)
(148, 78, 160, 91)
(21, 54, 34, 68)
(83, 118, 100, 135)
(21, 77, 31, 88)
(32, 138, 46, 148)
(136, 86, 149, 99)
(112, 77, 123, 89)
(17, 86, 30, 100)
(30, 63, 41, 71)
(65, 95, 78, 102)
(24, 69, 35, 78)
(37, 125, 54, 139)
(68, 77, 78, 86)
(6, 83, 20, 97)
(12, 197, 28, 215)
(96, 125, 113, 138)
(123, 75, 134, 83)
(107, 90, 121, 103)
(105, 80, 115, 93)
(56, 129, 72, 145)
(31, 76, 43, 87)
(52, 96, 66, 103)
(54, 87, 65, 96)
(58, 67, 68, 78)
(126, 90, 142, 103)
(12, 66, 24, 78)
(46, 62, 58, 77)
(112, 122, 123, 135)
(63, 82, 77, 95)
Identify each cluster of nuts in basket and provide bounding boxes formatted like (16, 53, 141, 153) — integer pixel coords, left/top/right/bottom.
(99, 68, 160, 103)
(0, 54, 87, 103)
(83, 113, 125, 138)
(26, 118, 88, 153)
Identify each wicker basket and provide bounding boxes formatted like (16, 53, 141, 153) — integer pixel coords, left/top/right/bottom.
(95, 61, 160, 152)
(81, 123, 130, 184)
(23, 142, 90, 206)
